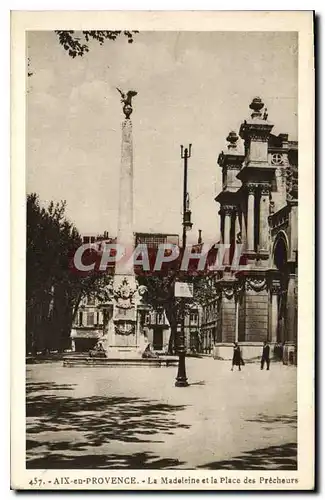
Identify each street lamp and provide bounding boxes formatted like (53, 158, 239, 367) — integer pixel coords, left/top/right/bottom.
(175, 144, 192, 387)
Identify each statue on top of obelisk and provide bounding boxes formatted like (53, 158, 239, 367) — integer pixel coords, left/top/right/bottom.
(116, 88, 138, 119)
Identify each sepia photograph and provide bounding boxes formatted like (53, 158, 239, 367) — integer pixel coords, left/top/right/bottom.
(11, 10, 314, 491)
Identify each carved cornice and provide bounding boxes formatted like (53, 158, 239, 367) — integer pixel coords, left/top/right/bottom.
(250, 131, 272, 142)
(218, 152, 244, 169)
(239, 123, 274, 142)
(226, 163, 243, 170)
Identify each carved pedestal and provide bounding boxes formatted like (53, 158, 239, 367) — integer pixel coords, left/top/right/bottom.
(102, 276, 148, 358)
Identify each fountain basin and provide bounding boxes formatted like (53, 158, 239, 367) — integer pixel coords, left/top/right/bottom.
(62, 355, 178, 368)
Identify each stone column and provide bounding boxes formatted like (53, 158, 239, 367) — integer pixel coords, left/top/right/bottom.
(235, 208, 241, 243)
(286, 273, 297, 343)
(246, 185, 256, 251)
(259, 184, 270, 251)
(223, 206, 232, 266)
(219, 209, 224, 244)
(235, 297, 239, 343)
(241, 205, 247, 250)
(234, 284, 243, 343)
(270, 280, 281, 343)
(221, 285, 236, 343)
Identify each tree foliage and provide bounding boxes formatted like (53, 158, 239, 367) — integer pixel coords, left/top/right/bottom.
(26, 193, 112, 354)
(55, 30, 138, 58)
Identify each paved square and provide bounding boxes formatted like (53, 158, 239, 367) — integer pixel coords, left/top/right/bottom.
(26, 358, 297, 469)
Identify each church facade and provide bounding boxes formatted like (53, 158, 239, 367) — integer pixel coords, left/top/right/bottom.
(70, 231, 201, 354)
(201, 97, 298, 364)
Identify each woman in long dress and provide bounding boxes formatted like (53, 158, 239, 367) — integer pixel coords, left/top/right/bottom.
(231, 342, 243, 371)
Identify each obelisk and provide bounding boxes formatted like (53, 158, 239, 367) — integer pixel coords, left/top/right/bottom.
(103, 89, 147, 356)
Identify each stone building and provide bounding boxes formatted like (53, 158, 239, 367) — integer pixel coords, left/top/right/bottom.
(201, 97, 298, 363)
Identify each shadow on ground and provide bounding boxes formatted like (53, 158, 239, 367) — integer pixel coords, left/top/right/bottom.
(26, 381, 190, 469)
(246, 412, 297, 427)
(26, 451, 185, 469)
(198, 442, 297, 470)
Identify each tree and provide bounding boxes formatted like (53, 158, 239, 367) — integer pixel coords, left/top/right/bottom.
(55, 30, 138, 58)
(26, 193, 112, 354)
(27, 30, 138, 80)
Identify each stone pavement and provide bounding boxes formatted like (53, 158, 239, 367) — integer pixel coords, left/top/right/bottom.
(26, 357, 297, 470)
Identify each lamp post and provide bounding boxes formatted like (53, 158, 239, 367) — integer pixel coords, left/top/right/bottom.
(175, 144, 192, 387)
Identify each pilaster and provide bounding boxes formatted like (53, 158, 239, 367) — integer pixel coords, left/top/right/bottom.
(246, 183, 256, 252)
(259, 183, 271, 252)
(269, 279, 281, 343)
(219, 280, 237, 343)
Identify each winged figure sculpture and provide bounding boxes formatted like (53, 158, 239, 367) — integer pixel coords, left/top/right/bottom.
(116, 88, 138, 119)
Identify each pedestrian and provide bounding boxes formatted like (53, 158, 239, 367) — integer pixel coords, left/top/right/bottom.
(231, 342, 243, 371)
(261, 341, 270, 370)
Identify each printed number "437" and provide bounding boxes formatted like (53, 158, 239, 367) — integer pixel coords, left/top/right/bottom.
(29, 478, 44, 486)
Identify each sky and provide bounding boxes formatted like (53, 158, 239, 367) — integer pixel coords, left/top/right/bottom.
(27, 30, 298, 243)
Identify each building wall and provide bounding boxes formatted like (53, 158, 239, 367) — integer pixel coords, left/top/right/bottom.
(243, 289, 268, 342)
(221, 295, 236, 343)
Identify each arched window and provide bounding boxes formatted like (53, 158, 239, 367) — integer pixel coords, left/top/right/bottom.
(273, 233, 289, 343)
(273, 234, 288, 272)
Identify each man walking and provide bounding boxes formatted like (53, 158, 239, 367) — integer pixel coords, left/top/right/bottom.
(261, 341, 270, 370)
